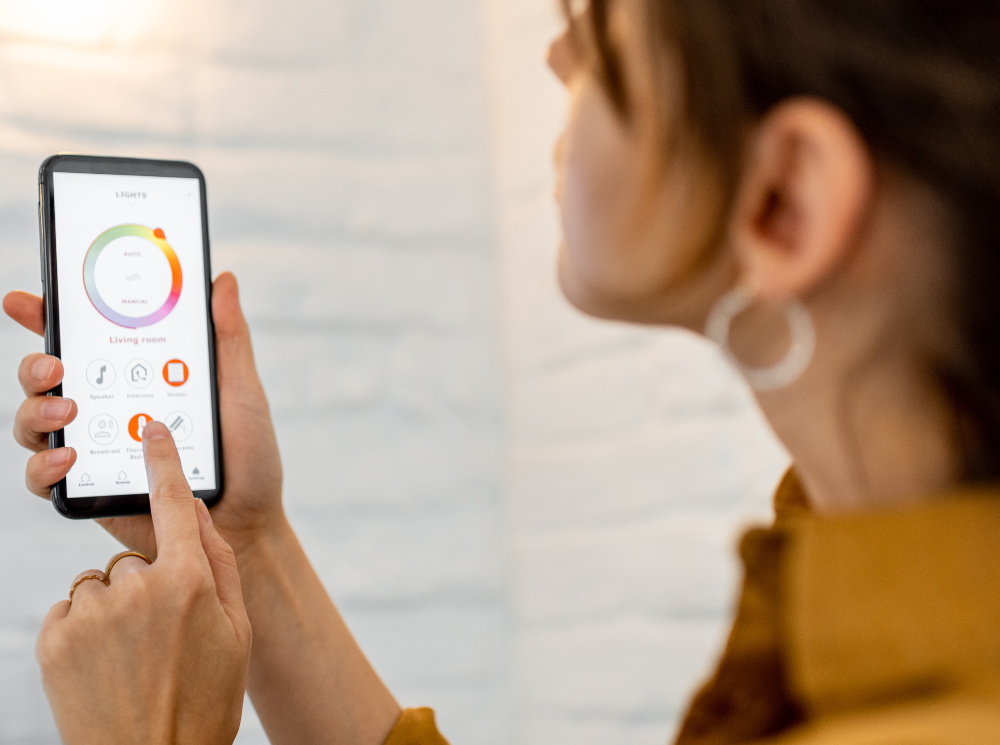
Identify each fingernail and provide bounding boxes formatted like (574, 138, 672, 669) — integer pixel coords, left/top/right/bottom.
(32, 357, 55, 381)
(196, 498, 214, 526)
(41, 399, 72, 421)
(141, 421, 169, 441)
(46, 448, 72, 466)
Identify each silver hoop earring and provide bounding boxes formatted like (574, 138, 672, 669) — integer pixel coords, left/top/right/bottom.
(705, 285, 815, 392)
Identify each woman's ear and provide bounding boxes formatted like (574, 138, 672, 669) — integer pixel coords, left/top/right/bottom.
(730, 98, 874, 302)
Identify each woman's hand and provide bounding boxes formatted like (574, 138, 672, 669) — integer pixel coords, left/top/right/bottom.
(3, 271, 285, 560)
(37, 421, 252, 745)
(8, 273, 403, 745)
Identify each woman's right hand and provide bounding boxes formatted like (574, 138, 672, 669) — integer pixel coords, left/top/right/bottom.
(3, 271, 286, 561)
(38, 421, 252, 744)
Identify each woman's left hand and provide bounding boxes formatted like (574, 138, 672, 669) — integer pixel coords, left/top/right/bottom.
(36, 421, 252, 745)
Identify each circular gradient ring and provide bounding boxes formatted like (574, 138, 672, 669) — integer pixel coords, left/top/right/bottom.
(83, 225, 182, 328)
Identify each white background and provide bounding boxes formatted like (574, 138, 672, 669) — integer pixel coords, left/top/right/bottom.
(0, 1, 789, 743)
(53, 172, 217, 497)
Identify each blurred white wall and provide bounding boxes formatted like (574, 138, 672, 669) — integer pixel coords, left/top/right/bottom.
(0, 1, 788, 744)
(482, 3, 789, 743)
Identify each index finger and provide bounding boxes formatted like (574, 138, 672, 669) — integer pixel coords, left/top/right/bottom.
(3, 291, 44, 336)
(141, 421, 205, 563)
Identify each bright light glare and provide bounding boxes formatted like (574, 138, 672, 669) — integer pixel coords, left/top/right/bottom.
(0, 0, 160, 44)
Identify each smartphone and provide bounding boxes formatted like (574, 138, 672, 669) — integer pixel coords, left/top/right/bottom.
(39, 154, 223, 519)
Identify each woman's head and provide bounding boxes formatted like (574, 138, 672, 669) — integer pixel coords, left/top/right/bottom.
(550, 0, 1000, 487)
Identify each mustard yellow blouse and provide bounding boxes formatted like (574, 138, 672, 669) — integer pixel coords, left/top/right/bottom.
(386, 471, 1000, 744)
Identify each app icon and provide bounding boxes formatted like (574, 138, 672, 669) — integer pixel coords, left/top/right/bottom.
(163, 359, 189, 387)
(125, 359, 153, 389)
(88, 414, 119, 444)
(128, 413, 153, 442)
(164, 411, 193, 442)
(86, 359, 116, 390)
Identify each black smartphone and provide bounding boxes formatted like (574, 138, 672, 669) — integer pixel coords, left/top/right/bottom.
(39, 154, 223, 519)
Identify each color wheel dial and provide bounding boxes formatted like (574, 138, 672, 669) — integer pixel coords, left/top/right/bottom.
(83, 225, 182, 328)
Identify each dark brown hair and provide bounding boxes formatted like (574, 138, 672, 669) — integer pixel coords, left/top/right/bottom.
(566, 0, 1000, 479)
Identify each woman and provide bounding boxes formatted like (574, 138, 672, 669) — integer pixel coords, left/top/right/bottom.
(7, 0, 1000, 742)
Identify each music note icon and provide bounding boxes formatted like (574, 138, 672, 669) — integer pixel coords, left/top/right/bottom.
(86, 359, 115, 390)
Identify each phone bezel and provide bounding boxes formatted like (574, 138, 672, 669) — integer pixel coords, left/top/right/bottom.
(39, 154, 225, 519)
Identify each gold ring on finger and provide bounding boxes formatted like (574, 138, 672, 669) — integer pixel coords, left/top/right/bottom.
(104, 551, 152, 583)
(68, 575, 108, 604)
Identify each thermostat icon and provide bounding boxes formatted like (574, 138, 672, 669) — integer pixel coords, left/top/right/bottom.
(128, 413, 153, 442)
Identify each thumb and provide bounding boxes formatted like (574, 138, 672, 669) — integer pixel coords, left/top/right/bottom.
(195, 499, 249, 632)
(142, 421, 204, 563)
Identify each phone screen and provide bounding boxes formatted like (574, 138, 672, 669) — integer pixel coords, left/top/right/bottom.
(51, 171, 218, 499)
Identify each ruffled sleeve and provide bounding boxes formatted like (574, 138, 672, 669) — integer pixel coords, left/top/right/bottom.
(383, 708, 450, 745)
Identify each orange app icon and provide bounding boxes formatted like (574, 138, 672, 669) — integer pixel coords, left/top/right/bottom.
(163, 359, 189, 387)
(128, 413, 153, 442)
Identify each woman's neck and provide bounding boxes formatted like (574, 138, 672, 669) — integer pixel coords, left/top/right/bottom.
(758, 352, 960, 515)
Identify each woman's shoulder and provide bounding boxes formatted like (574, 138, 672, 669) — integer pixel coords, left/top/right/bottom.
(383, 708, 450, 745)
(756, 690, 1000, 745)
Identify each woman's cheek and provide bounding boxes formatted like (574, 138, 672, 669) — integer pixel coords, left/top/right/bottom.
(557, 82, 645, 303)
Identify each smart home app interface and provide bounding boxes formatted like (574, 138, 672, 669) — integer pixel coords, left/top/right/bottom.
(53, 172, 217, 498)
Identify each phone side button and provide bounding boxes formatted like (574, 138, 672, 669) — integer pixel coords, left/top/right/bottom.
(38, 193, 44, 284)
